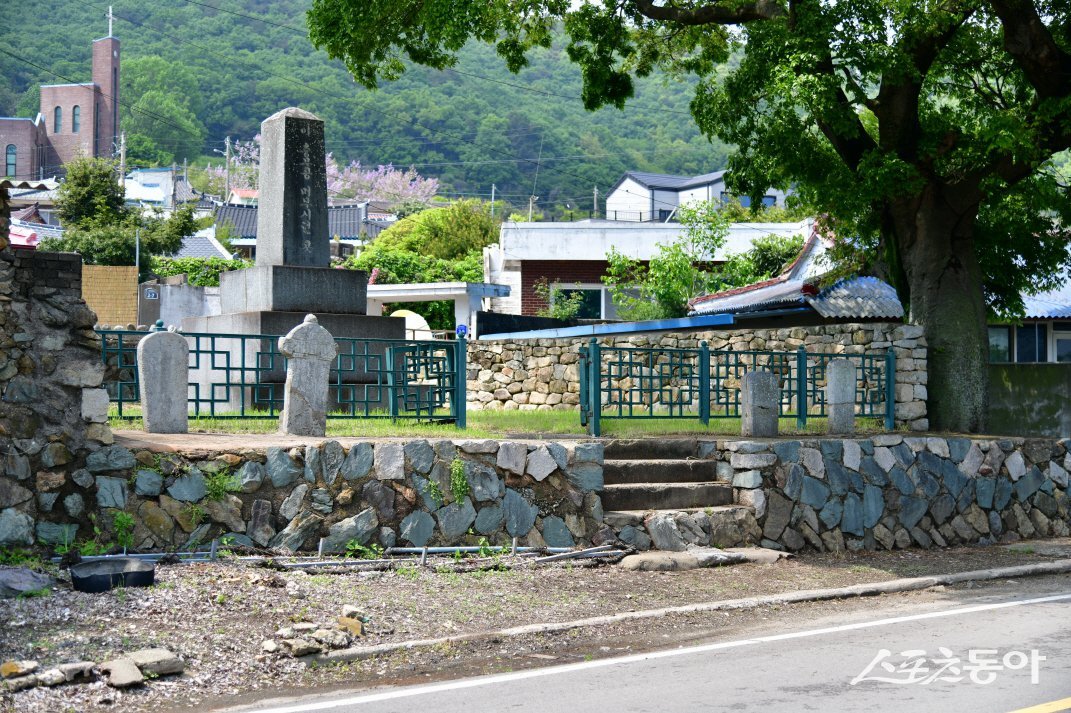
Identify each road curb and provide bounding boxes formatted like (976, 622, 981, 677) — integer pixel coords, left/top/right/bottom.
(306, 558, 1071, 666)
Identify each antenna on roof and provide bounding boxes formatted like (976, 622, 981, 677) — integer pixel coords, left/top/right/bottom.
(108, 6, 114, 37)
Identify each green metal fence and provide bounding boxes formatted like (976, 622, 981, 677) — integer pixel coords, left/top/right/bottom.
(579, 339, 894, 436)
(98, 329, 466, 426)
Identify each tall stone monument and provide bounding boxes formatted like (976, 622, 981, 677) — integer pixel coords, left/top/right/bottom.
(184, 108, 403, 410)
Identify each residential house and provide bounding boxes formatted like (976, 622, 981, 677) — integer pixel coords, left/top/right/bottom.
(0, 27, 120, 180)
(688, 229, 904, 326)
(226, 188, 258, 205)
(689, 231, 1071, 364)
(483, 218, 812, 318)
(604, 170, 792, 222)
(124, 167, 200, 211)
(988, 282, 1071, 364)
(6, 179, 60, 225)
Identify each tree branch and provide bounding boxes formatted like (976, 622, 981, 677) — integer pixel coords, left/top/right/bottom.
(633, 0, 785, 25)
(989, 0, 1071, 100)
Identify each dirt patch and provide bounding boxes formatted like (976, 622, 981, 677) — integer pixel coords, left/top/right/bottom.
(1, 542, 1068, 713)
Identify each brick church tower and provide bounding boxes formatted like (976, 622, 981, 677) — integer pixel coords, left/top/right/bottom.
(11, 9, 121, 176)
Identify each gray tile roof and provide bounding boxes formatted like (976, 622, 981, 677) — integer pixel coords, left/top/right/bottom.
(174, 232, 231, 259)
(689, 233, 905, 320)
(214, 203, 371, 240)
(810, 277, 905, 319)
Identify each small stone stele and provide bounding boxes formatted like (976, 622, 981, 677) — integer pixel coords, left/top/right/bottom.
(741, 370, 779, 437)
(137, 329, 189, 434)
(826, 358, 857, 435)
(278, 314, 338, 437)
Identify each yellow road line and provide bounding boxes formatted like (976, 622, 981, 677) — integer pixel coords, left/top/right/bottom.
(1008, 697, 1071, 713)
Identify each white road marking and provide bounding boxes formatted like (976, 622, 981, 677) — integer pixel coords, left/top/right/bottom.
(236, 592, 1071, 713)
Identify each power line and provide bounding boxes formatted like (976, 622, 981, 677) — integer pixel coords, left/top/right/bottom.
(0, 48, 209, 145)
(168, 0, 697, 117)
(96, 3, 695, 215)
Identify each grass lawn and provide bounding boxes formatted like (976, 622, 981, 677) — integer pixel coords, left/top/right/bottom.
(110, 405, 887, 439)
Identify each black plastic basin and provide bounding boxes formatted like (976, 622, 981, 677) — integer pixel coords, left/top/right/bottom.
(70, 558, 156, 593)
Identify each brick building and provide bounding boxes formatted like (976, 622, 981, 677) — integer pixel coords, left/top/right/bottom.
(0, 28, 120, 180)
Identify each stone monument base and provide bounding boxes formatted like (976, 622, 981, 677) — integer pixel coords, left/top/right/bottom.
(220, 265, 370, 315)
(182, 310, 405, 414)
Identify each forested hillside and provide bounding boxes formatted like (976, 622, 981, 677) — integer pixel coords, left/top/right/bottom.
(0, 0, 731, 216)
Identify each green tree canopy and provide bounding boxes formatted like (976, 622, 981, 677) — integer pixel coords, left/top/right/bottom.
(368, 199, 497, 259)
(308, 0, 1071, 431)
(43, 157, 195, 276)
(604, 201, 805, 319)
(344, 200, 494, 327)
(55, 157, 126, 228)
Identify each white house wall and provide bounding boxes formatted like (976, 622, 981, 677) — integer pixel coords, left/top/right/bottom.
(605, 177, 651, 219)
(496, 220, 810, 263)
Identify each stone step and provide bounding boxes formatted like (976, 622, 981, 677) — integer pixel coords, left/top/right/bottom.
(604, 505, 750, 526)
(604, 505, 758, 549)
(603, 438, 703, 460)
(599, 482, 733, 511)
(603, 459, 721, 485)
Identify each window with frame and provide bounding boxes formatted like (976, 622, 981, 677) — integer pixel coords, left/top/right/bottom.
(554, 288, 602, 320)
(1054, 321, 1071, 363)
(4, 145, 15, 178)
(53, 106, 62, 134)
(1015, 323, 1048, 362)
(988, 326, 1012, 362)
(72, 105, 81, 133)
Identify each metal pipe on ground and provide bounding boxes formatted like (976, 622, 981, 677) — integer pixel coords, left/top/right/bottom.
(385, 547, 573, 555)
(532, 545, 615, 563)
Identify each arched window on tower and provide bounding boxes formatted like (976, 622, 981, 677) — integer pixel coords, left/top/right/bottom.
(72, 105, 81, 133)
(54, 106, 62, 134)
(5, 145, 15, 178)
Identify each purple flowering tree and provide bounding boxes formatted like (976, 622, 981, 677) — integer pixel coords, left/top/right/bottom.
(199, 136, 437, 206)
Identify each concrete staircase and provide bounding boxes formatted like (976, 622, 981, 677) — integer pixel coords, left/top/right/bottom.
(601, 439, 733, 512)
(599, 438, 761, 550)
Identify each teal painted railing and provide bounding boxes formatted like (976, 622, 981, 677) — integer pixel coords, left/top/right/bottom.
(98, 329, 467, 425)
(579, 340, 895, 436)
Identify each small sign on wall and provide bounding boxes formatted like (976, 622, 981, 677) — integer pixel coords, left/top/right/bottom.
(143, 288, 159, 300)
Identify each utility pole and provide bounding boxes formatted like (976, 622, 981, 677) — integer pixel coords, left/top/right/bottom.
(528, 195, 538, 222)
(118, 132, 126, 188)
(183, 157, 187, 183)
(490, 184, 496, 220)
(593, 186, 598, 219)
(224, 136, 231, 201)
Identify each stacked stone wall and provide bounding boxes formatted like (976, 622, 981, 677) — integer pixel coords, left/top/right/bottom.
(0, 438, 606, 553)
(468, 323, 929, 430)
(599, 435, 1070, 553)
(0, 248, 114, 547)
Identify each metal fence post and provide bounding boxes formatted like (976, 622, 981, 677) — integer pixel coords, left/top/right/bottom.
(589, 338, 601, 438)
(884, 347, 896, 431)
(699, 341, 710, 426)
(796, 346, 808, 430)
(455, 333, 467, 429)
(582, 344, 591, 428)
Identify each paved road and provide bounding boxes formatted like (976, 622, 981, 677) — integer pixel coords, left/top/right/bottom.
(226, 585, 1071, 713)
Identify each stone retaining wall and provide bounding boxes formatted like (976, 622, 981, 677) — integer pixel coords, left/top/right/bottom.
(0, 438, 606, 553)
(468, 323, 930, 430)
(0, 249, 115, 549)
(600, 435, 1070, 553)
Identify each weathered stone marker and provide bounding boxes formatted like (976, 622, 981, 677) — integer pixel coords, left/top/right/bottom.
(258, 107, 329, 268)
(278, 314, 338, 436)
(826, 358, 856, 435)
(137, 325, 189, 433)
(184, 107, 403, 413)
(741, 370, 779, 437)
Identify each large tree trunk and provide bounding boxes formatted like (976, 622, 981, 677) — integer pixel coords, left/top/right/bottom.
(887, 186, 989, 433)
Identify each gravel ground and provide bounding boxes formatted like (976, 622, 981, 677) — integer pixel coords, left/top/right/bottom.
(1, 543, 1066, 713)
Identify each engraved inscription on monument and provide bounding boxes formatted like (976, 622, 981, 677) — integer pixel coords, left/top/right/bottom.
(256, 107, 329, 268)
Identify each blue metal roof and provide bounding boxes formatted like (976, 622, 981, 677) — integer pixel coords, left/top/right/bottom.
(479, 314, 734, 340)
